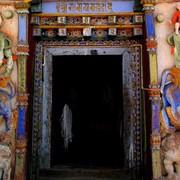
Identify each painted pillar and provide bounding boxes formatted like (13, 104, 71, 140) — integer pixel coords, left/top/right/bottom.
(14, 2, 30, 180)
(143, 4, 161, 179)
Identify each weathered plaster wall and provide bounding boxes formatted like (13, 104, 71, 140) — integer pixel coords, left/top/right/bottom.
(154, 2, 180, 83)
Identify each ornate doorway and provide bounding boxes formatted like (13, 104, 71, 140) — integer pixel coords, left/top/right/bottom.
(30, 44, 143, 178)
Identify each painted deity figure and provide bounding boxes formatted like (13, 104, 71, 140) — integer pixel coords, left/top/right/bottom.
(159, 5, 180, 176)
(0, 13, 16, 180)
(169, 4, 180, 35)
(160, 67, 180, 180)
(160, 67, 180, 136)
(160, 6, 180, 177)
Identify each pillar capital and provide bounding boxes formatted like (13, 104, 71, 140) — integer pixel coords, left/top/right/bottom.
(148, 86, 161, 99)
(142, 4, 155, 11)
(15, 1, 30, 11)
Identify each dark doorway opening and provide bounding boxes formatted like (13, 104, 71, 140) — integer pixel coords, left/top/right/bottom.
(51, 55, 124, 168)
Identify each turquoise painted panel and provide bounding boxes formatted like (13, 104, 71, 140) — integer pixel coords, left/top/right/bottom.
(145, 13, 155, 37)
(42, 1, 134, 14)
(18, 14, 27, 44)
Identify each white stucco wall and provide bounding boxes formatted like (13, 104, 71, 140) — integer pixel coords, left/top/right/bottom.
(154, 2, 180, 83)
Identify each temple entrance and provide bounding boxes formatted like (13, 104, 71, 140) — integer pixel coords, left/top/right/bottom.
(51, 55, 123, 168)
(32, 46, 142, 179)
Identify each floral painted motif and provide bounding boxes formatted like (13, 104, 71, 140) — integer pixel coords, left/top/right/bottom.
(117, 16, 133, 25)
(67, 29, 83, 38)
(66, 17, 82, 25)
(91, 17, 108, 25)
(41, 17, 58, 26)
(92, 29, 108, 38)
(117, 29, 132, 37)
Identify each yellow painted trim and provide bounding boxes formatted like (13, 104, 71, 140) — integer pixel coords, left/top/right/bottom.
(143, 4, 154, 7)
(152, 149, 161, 179)
(149, 53, 158, 85)
(32, 12, 143, 17)
(17, 56, 27, 93)
(34, 24, 142, 29)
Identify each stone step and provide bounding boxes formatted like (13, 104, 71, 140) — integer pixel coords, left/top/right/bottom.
(39, 167, 141, 180)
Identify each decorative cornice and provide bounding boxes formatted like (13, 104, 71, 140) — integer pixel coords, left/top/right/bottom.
(141, 0, 156, 4)
(15, 2, 30, 9)
(31, 13, 144, 38)
(38, 40, 140, 47)
(142, 4, 155, 11)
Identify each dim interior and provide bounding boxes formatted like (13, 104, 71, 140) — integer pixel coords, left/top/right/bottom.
(51, 55, 124, 168)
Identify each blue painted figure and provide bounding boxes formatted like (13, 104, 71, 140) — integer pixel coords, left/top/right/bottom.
(0, 81, 15, 135)
(160, 67, 180, 137)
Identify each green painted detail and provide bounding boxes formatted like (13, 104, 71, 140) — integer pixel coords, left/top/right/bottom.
(31, 0, 42, 12)
(173, 34, 180, 68)
(167, 33, 174, 46)
(167, 32, 180, 68)
(134, 0, 143, 12)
